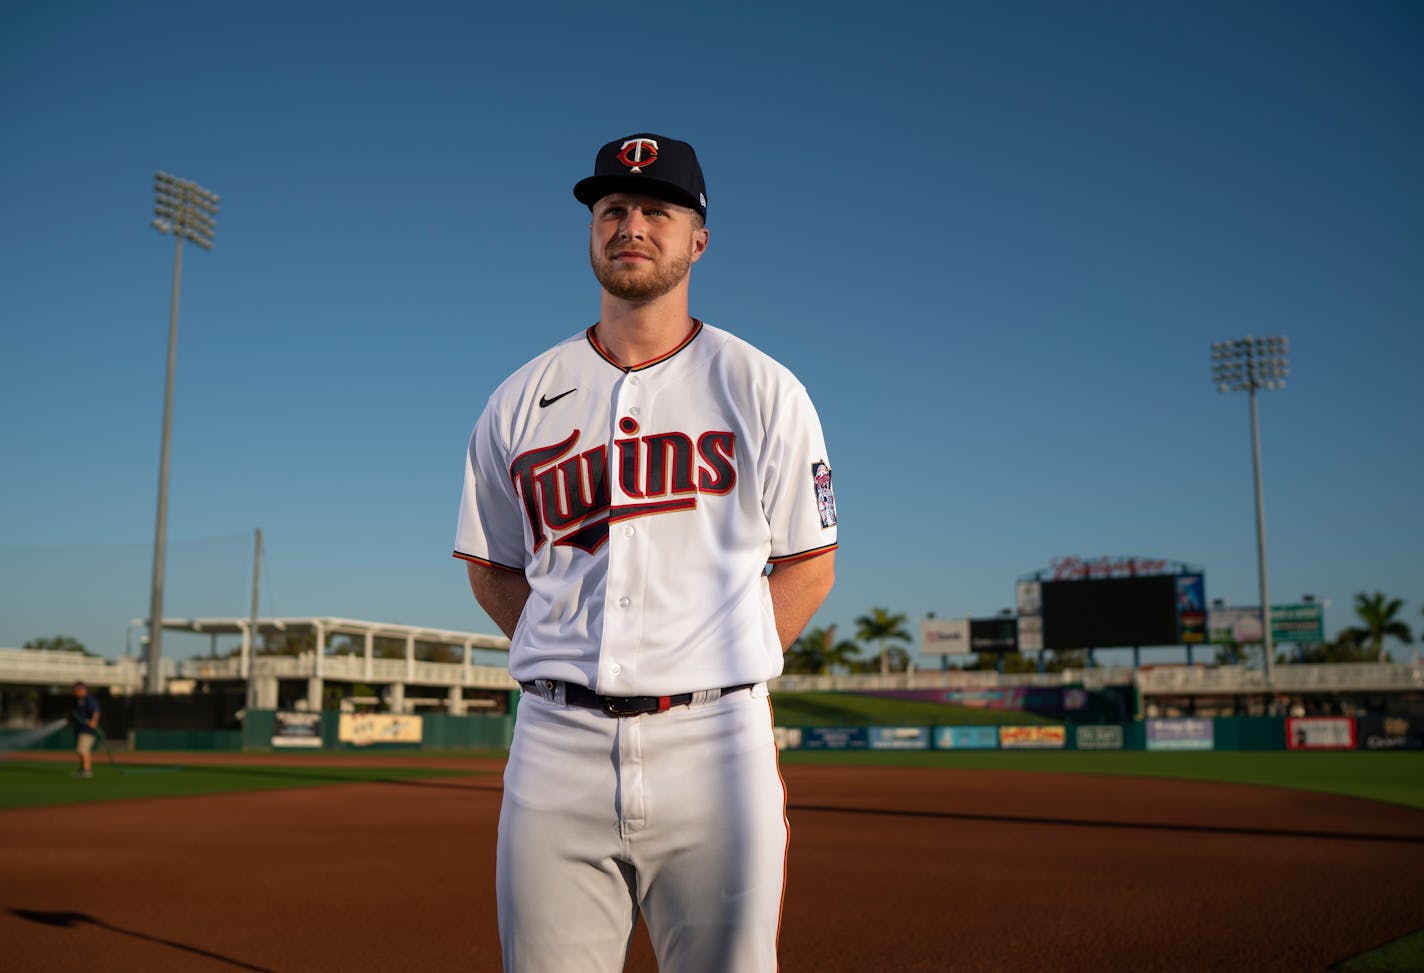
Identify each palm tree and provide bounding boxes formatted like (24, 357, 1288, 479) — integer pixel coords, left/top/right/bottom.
(786, 624, 862, 675)
(1352, 592, 1414, 663)
(854, 607, 912, 675)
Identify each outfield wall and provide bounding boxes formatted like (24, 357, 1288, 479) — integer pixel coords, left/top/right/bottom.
(7, 712, 1420, 754)
(775, 714, 1424, 752)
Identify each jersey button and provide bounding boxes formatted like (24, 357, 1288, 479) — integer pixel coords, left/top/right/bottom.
(624, 525, 635, 537)
(629, 406, 640, 416)
(629, 376, 641, 386)
(617, 596, 631, 608)
(610, 664, 622, 676)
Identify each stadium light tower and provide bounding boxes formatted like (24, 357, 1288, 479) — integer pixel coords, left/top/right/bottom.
(146, 172, 219, 693)
(1211, 335, 1289, 684)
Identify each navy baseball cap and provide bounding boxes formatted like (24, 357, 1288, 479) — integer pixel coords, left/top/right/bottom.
(573, 133, 708, 221)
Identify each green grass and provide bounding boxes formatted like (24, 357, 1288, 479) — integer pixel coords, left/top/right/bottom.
(1337, 928, 1424, 972)
(0, 760, 481, 810)
(779, 749, 1424, 810)
(771, 691, 1054, 727)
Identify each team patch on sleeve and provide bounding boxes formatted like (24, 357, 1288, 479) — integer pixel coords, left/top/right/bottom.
(811, 460, 837, 528)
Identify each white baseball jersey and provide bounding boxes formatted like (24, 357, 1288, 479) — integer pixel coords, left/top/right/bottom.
(454, 319, 837, 696)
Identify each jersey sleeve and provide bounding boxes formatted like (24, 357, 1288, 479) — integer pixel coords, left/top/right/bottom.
(763, 381, 838, 563)
(453, 402, 526, 573)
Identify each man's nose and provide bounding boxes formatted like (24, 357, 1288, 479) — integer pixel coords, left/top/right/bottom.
(618, 209, 648, 239)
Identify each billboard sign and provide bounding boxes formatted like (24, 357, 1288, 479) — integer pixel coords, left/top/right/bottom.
(933, 726, 999, 749)
(920, 617, 971, 655)
(869, 727, 931, 750)
(800, 726, 869, 750)
(1356, 716, 1424, 751)
(1208, 604, 1325, 645)
(1286, 717, 1355, 750)
(272, 711, 322, 749)
(1146, 718, 1214, 751)
(999, 725, 1066, 749)
(337, 713, 423, 747)
(1075, 725, 1124, 750)
(1018, 613, 1043, 652)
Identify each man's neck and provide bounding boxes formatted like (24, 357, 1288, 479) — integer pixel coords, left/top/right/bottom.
(595, 290, 695, 368)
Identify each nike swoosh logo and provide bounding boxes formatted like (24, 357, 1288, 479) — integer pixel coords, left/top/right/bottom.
(539, 388, 577, 408)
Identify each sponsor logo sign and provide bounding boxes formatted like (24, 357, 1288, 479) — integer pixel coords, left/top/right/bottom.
(869, 726, 931, 750)
(1356, 715, 1424, 751)
(1075, 725, 1124, 750)
(1146, 718, 1214, 750)
(272, 711, 322, 748)
(1208, 603, 1325, 645)
(934, 726, 999, 750)
(999, 725, 1066, 749)
(773, 726, 803, 751)
(799, 726, 869, 750)
(920, 617, 971, 655)
(338, 713, 423, 747)
(1286, 717, 1355, 750)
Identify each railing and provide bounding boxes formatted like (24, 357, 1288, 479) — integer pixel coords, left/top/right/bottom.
(1135, 663, 1423, 694)
(178, 653, 519, 690)
(4, 647, 1418, 698)
(0, 648, 151, 689)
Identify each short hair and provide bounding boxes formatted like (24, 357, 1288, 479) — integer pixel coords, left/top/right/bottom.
(73, 680, 87, 689)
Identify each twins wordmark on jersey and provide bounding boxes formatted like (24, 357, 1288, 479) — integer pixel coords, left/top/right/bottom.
(512, 419, 738, 555)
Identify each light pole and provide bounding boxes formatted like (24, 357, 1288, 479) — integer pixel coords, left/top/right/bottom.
(146, 172, 219, 693)
(1211, 335, 1289, 683)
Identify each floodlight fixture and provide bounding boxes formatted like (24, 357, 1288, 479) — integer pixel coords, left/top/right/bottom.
(1208, 335, 1290, 683)
(146, 172, 219, 693)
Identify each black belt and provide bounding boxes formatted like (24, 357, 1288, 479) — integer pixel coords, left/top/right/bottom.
(522, 680, 755, 717)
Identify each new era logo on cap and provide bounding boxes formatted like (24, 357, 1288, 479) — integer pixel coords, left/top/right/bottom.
(574, 132, 708, 221)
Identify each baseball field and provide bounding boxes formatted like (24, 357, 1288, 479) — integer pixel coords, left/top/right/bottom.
(2, 748, 1421, 973)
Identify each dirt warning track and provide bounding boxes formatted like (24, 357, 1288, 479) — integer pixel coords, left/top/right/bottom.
(2, 757, 1420, 972)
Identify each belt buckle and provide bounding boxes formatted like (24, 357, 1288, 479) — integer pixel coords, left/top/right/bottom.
(602, 695, 661, 717)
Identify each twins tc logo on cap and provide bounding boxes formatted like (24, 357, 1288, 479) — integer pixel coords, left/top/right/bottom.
(618, 138, 659, 173)
(573, 132, 709, 220)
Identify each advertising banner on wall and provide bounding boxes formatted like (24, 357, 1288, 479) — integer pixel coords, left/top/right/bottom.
(999, 725, 1066, 749)
(272, 711, 323, 748)
(1075, 725, 1124, 750)
(799, 726, 869, 750)
(933, 726, 999, 750)
(337, 713, 424, 747)
(773, 727, 803, 751)
(1208, 604, 1325, 645)
(920, 618, 971, 655)
(1355, 716, 1424, 750)
(1146, 718, 1214, 750)
(869, 727, 931, 750)
(1175, 574, 1206, 644)
(1286, 717, 1355, 750)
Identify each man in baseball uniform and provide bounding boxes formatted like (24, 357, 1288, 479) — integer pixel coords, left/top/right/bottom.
(454, 132, 837, 972)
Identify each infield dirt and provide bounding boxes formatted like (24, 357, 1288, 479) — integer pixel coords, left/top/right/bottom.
(2, 754, 1420, 972)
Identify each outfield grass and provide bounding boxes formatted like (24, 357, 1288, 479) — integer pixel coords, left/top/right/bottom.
(780, 749, 1424, 810)
(0, 760, 480, 811)
(771, 691, 1054, 727)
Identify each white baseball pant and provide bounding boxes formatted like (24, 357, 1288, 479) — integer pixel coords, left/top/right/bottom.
(496, 683, 787, 972)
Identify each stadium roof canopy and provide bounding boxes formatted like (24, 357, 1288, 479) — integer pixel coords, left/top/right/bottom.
(159, 616, 509, 653)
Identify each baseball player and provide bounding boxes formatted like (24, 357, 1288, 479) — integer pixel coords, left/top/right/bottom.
(454, 132, 837, 972)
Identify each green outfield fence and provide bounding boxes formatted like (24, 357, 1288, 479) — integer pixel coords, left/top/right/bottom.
(6, 713, 1418, 754)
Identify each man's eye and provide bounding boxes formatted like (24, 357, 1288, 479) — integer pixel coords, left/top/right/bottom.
(647, 208, 667, 217)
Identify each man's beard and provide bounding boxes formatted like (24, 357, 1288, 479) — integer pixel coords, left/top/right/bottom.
(590, 241, 694, 302)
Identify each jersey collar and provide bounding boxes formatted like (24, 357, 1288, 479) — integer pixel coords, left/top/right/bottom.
(586, 319, 702, 372)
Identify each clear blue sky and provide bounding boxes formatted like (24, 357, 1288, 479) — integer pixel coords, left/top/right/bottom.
(2, 0, 1420, 666)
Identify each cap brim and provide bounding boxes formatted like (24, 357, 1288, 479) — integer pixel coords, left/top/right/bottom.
(573, 175, 702, 215)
